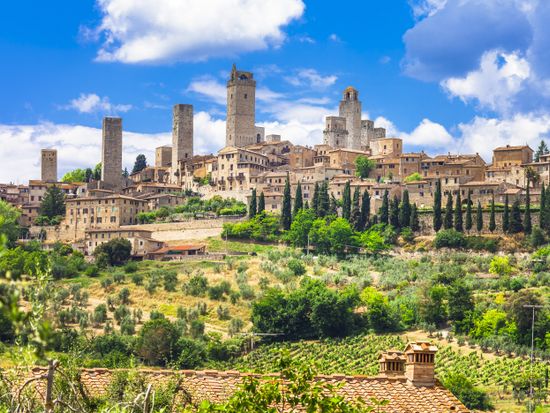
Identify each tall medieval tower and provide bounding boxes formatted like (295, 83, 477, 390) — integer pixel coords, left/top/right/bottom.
(101, 117, 123, 191)
(171, 104, 194, 183)
(226, 64, 257, 147)
(41, 149, 57, 182)
(339, 87, 362, 150)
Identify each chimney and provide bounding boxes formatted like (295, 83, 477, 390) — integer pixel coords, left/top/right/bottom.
(379, 350, 406, 377)
(404, 342, 438, 386)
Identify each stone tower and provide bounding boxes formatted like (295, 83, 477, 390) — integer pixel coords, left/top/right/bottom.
(339, 87, 362, 150)
(323, 116, 348, 148)
(41, 149, 57, 182)
(171, 104, 194, 182)
(226, 64, 257, 147)
(156, 146, 172, 168)
(101, 117, 123, 191)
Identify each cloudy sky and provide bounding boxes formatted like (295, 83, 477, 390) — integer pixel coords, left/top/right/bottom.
(1, 0, 550, 183)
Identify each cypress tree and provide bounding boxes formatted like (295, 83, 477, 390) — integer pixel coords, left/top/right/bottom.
(399, 189, 411, 228)
(433, 179, 442, 231)
(444, 192, 453, 230)
(476, 201, 483, 232)
(304, 200, 310, 210)
(342, 181, 351, 220)
(390, 195, 400, 228)
(249, 188, 257, 218)
(318, 181, 330, 217)
(454, 192, 463, 232)
(539, 182, 547, 229)
(258, 191, 265, 214)
(312, 182, 320, 215)
(293, 182, 303, 216)
(329, 193, 339, 216)
(410, 204, 420, 232)
(350, 186, 361, 228)
(524, 184, 532, 234)
(359, 190, 370, 230)
(503, 194, 510, 233)
(489, 196, 496, 232)
(281, 175, 292, 230)
(510, 199, 523, 234)
(379, 190, 389, 225)
(543, 187, 550, 234)
(465, 190, 472, 232)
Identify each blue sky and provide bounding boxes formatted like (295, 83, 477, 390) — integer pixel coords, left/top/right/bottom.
(1, 0, 550, 182)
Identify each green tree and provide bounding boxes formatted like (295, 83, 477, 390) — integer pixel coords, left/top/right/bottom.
(442, 372, 493, 411)
(444, 192, 453, 230)
(93, 162, 102, 180)
(61, 168, 87, 183)
(257, 191, 265, 214)
(137, 318, 179, 366)
(454, 192, 463, 232)
(448, 280, 474, 334)
(465, 191, 472, 232)
(329, 193, 339, 216)
(39, 185, 66, 218)
(93, 238, 132, 266)
(505, 290, 546, 346)
(0, 200, 21, 246)
(293, 182, 303, 216)
(524, 184, 532, 234)
(359, 190, 370, 231)
(476, 201, 484, 232)
(122, 167, 129, 178)
(399, 190, 411, 228)
(410, 204, 420, 232)
(534, 140, 549, 162)
(379, 190, 389, 225)
(281, 175, 292, 230)
(361, 287, 397, 332)
(285, 209, 316, 248)
(433, 179, 442, 231)
(248, 188, 257, 219)
(489, 196, 496, 232)
(132, 154, 147, 174)
(503, 194, 510, 233)
(509, 199, 523, 234)
(328, 218, 356, 256)
(355, 155, 375, 179)
(419, 284, 448, 327)
(312, 182, 320, 214)
(318, 181, 330, 217)
(350, 187, 361, 230)
(85, 167, 93, 182)
(342, 181, 351, 220)
(389, 195, 399, 228)
(539, 183, 546, 230)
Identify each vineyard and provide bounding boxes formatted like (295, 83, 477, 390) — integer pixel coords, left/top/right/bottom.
(214, 334, 548, 387)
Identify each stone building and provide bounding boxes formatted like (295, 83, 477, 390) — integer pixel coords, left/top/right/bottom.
(339, 87, 362, 150)
(155, 146, 172, 167)
(361, 120, 386, 149)
(101, 117, 123, 191)
(226, 65, 258, 147)
(213, 146, 269, 191)
(323, 116, 348, 148)
(492, 144, 533, 168)
(171, 104, 194, 183)
(84, 228, 164, 258)
(370, 138, 403, 157)
(41, 149, 57, 182)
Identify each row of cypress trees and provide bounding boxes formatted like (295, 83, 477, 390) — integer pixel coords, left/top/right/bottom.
(377, 189, 420, 231)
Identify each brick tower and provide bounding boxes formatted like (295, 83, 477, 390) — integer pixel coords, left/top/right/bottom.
(226, 64, 257, 147)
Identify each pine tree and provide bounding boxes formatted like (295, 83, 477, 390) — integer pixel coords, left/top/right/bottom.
(510, 199, 523, 233)
(465, 190, 472, 232)
(312, 183, 320, 215)
(489, 196, 496, 232)
(40, 185, 66, 218)
(503, 195, 510, 233)
(476, 201, 483, 232)
(318, 181, 330, 217)
(281, 175, 292, 230)
(390, 195, 400, 228)
(132, 154, 147, 174)
(342, 181, 351, 220)
(535, 140, 549, 162)
(444, 192, 453, 230)
(399, 189, 411, 228)
(359, 190, 370, 230)
(379, 190, 389, 225)
(454, 192, 463, 232)
(293, 182, 303, 216)
(433, 179, 442, 231)
(122, 167, 129, 178)
(410, 204, 420, 232)
(258, 192, 265, 214)
(524, 184, 532, 234)
(539, 183, 546, 230)
(350, 187, 361, 229)
(329, 193, 338, 216)
(249, 188, 257, 218)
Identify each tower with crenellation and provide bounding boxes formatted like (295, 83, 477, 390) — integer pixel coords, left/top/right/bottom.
(226, 64, 258, 148)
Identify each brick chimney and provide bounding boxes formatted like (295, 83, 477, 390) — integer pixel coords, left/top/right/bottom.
(378, 350, 406, 377)
(404, 342, 438, 386)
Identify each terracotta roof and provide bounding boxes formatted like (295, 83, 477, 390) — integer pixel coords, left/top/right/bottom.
(22, 368, 469, 412)
(150, 244, 205, 254)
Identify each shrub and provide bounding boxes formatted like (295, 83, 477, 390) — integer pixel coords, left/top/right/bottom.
(118, 287, 131, 305)
(464, 236, 498, 252)
(163, 270, 178, 292)
(529, 227, 546, 248)
(184, 273, 209, 296)
(131, 273, 144, 286)
(84, 265, 100, 277)
(288, 258, 306, 276)
(93, 304, 108, 325)
(174, 338, 207, 369)
(489, 256, 512, 276)
(137, 318, 180, 366)
(124, 262, 138, 273)
(93, 238, 132, 267)
(442, 372, 493, 410)
(434, 229, 465, 249)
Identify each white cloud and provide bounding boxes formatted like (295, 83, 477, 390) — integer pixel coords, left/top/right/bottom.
(285, 69, 337, 89)
(63, 93, 132, 114)
(92, 0, 305, 63)
(186, 78, 227, 105)
(441, 50, 531, 113)
(374, 117, 454, 151)
(328, 33, 341, 42)
(409, 0, 448, 19)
